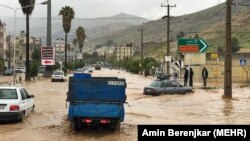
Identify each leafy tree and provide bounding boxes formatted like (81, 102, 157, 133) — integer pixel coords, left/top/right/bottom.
(124, 59, 140, 74)
(0, 58, 5, 70)
(106, 40, 113, 46)
(232, 37, 240, 52)
(19, 0, 36, 81)
(30, 60, 39, 77)
(32, 48, 41, 61)
(142, 57, 159, 76)
(52, 61, 61, 70)
(95, 44, 102, 49)
(176, 31, 185, 39)
(126, 41, 133, 47)
(59, 6, 75, 68)
(217, 46, 224, 54)
(76, 26, 86, 53)
(193, 34, 199, 39)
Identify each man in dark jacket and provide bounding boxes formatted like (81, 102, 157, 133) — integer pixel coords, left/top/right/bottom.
(184, 68, 188, 86)
(202, 67, 208, 87)
(189, 68, 194, 87)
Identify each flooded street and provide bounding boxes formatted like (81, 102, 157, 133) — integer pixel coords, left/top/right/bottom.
(0, 69, 250, 141)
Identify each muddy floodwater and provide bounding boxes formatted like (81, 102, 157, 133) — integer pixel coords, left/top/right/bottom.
(0, 69, 250, 141)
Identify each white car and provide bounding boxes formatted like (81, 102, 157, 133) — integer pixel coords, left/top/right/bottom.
(51, 70, 65, 82)
(15, 67, 26, 73)
(0, 86, 35, 122)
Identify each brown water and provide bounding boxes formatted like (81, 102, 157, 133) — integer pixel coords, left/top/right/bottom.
(0, 69, 249, 141)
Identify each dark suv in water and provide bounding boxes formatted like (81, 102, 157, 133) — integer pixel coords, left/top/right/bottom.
(143, 78, 193, 96)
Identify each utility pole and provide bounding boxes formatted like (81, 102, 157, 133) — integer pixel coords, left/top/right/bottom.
(8, 33, 11, 69)
(224, 0, 232, 98)
(139, 25, 144, 75)
(47, 0, 51, 46)
(161, 1, 176, 75)
(119, 45, 122, 69)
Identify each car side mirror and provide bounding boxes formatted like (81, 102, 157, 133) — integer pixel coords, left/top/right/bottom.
(29, 95, 34, 98)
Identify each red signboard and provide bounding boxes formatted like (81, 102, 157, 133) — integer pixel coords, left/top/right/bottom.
(41, 46, 55, 65)
(178, 45, 199, 52)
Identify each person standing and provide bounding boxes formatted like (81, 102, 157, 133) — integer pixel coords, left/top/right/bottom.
(184, 68, 188, 86)
(189, 68, 194, 87)
(202, 67, 208, 87)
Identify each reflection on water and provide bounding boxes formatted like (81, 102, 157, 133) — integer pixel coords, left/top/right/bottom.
(0, 69, 250, 141)
(222, 98, 233, 117)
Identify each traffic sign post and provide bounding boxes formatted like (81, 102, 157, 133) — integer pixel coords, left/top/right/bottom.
(178, 38, 208, 53)
(240, 58, 246, 66)
(41, 46, 55, 65)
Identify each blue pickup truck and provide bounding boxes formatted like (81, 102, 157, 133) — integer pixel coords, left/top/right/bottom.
(67, 73, 127, 131)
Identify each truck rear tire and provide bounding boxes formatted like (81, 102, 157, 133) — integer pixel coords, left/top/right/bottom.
(71, 119, 81, 131)
(112, 120, 120, 132)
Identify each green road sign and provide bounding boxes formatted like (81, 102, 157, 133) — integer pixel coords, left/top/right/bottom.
(178, 38, 208, 53)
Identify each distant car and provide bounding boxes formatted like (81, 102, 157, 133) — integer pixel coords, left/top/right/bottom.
(94, 65, 101, 70)
(74, 68, 84, 73)
(143, 79, 193, 96)
(15, 67, 26, 73)
(51, 70, 65, 82)
(87, 67, 93, 73)
(3, 69, 13, 76)
(0, 86, 35, 122)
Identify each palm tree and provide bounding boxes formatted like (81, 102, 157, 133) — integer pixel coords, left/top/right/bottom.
(59, 6, 75, 68)
(19, 0, 35, 81)
(76, 26, 86, 53)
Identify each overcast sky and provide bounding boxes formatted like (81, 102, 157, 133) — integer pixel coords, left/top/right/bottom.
(0, 0, 226, 20)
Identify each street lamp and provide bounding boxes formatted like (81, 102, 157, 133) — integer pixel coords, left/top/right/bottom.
(0, 1, 48, 85)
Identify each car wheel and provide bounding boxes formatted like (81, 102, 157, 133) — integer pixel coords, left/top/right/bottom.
(31, 105, 35, 113)
(111, 120, 120, 132)
(71, 118, 81, 131)
(153, 93, 160, 96)
(19, 112, 25, 122)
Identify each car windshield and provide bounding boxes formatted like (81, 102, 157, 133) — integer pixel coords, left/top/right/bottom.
(53, 72, 64, 75)
(0, 89, 18, 99)
(149, 80, 161, 87)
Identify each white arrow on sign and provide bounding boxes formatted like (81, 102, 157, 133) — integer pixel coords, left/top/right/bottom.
(199, 39, 208, 53)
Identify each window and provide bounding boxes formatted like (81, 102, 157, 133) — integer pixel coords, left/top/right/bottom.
(21, 88, 30, 99)
(0, 89, 18, 99)
(20, 89, 26, 100)
(172, 82, 181, 87)
(161, 81, 171, 87)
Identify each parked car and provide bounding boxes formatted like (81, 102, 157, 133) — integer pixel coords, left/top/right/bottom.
(51, 70, 65, 82)
(3, 69, 13, 76)
(0, 86, 35, 122)
(143, 79, 193, 96)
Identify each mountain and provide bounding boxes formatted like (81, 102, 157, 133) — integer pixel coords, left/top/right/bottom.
(91, 0, 250, 53)
(1, 13, 148, 45)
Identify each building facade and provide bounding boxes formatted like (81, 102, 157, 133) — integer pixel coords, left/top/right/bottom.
(0, 20, 7, 68)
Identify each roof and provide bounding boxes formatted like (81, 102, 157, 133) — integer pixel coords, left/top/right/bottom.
(0, 86, 23, 89)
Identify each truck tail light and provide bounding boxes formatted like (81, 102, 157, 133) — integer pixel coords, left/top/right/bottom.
(100, 119, 111, 124)
(10, 105, 19, 111)
(82, 119, 92, 123)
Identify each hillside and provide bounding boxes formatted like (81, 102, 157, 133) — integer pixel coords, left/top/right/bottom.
(91, 0, 250, 54)
(1, 13, 148, 45)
